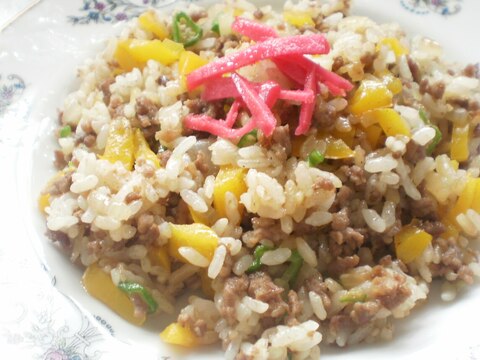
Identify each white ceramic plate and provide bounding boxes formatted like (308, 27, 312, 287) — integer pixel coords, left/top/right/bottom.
(1, 0, 480, 359)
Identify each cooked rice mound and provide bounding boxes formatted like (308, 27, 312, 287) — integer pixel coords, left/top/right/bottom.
(40, 0, 480, 358)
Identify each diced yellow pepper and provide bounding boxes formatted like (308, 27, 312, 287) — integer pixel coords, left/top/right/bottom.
(450, 124, 470, 162)
(376, 38, 409, 57)
(200, 270, 215, 299)
(394, 225, 433, 263)
(82, 264, 146, 326)
(349, 80, 393, 115)
(331, 128, 356, 148)
(160, 322, 199, 347)
(321, 135, 355, 159)
(148, 246, 171, 273)
(102, 119, 135, 170)
(178, 51, 208, 88)
(168, 223, 219, 262)
(134, 129, 160, 168)
(127, 39, 184, 66)
(188, 207, 217, 226)
(38, 193, 51, 213)
(114, 39, 184, 72)
(163, 38, 185, 55)
(283, 10, 315, 27)
(446, 178, 480, 226)
(364, 124, 383, 149)
(381, 73, 403, 95)
(138, 12, 168, 39)
(373, 108, 411, 137)
(450, 160, 459, 170)
(213, 166, 247, 220)
(114, 40, 143, 72)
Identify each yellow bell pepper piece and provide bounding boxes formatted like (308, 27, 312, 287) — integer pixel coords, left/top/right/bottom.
(283, 10, 315, 27)
(394, 225, 432, 263)
(292, 134, 355, 159)
(364, 124, 383, 149)
(160, 322, 199, 347)
(102, 119, 135, 170)
(114, 40, 143, 72)
(450, 160, 459, 170)
(82, 264, 146, 326)
(320, 135, 355, 159)
(168, 223, 219, 262)
(178, 51, 208, 88)
(213, 166, 247, 220)
(381, 73, 403, 95)
(188, 207, 217, 226)
(349, 80, 393, 115)
(331, 128, 356, 148)
(446, 178, 480, 226)
(450, 124, 470, 162)
(370, 108, 411, 137)
(376, 38, 409, 57)
(38, 193, 51, 213)
(138, 11, 168, 39)
(114, 39, 184, 72)
(134, 129, 160, 168)
(148, 246, 171, 273)
(128, 39, 184, 66)
(200, 270, 215, 299)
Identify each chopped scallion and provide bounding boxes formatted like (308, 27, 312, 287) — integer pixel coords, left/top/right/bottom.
(60, 125, 72, 138)
(118, 281, 158, 314)
(172, 12, 203, 47)
(238, 129, 258, 148)
(307, 150, 325, 167)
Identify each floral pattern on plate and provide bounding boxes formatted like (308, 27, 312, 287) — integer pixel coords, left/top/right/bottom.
(0, 74, 26, 116)
(68, 0, 182, 24)
(400, 0, 462, 15)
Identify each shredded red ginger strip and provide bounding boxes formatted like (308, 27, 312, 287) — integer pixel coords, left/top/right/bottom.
(295, 66, 317, 135)
(230, 17, 353, 96)
(231, 73, 277, 137)
(224, 99, 241, 128)
(186, 34, 330, 90)
(202, 76, 315, 103)
(184, 113, 257, 139)
(231, 16, 278, 42)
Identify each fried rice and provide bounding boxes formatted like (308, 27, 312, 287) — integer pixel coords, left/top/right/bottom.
(39, 0, 480, 359)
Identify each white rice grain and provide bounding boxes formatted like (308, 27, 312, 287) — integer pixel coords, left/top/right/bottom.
(412, 126, 436, 146)
(70, 174, 99, 193)
(94, 215, 121, 231)
(180, 189, 208, 213)
(220, 237, 242, 256)
(456, 213, 478, 236)
(309, 291, 327, 320)
(233, 255, 254, 275)
(261, 248, 292, 266)
(179, 247, 210, 267)
(208, 245, 227, 279)
(280, 215, 293, 234)
(466, 209, 480, 234)
(242, 296, 269, 314)
(362, 209, 386, 233)
(296, 237, 318, 267)
(364, 155, 398, 173)
(305, 211, 333, 227)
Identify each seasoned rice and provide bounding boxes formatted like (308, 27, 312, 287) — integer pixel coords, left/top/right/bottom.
(39, 0, 480, 358)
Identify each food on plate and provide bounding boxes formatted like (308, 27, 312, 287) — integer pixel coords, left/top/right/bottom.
(39, 0, 480, 358)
